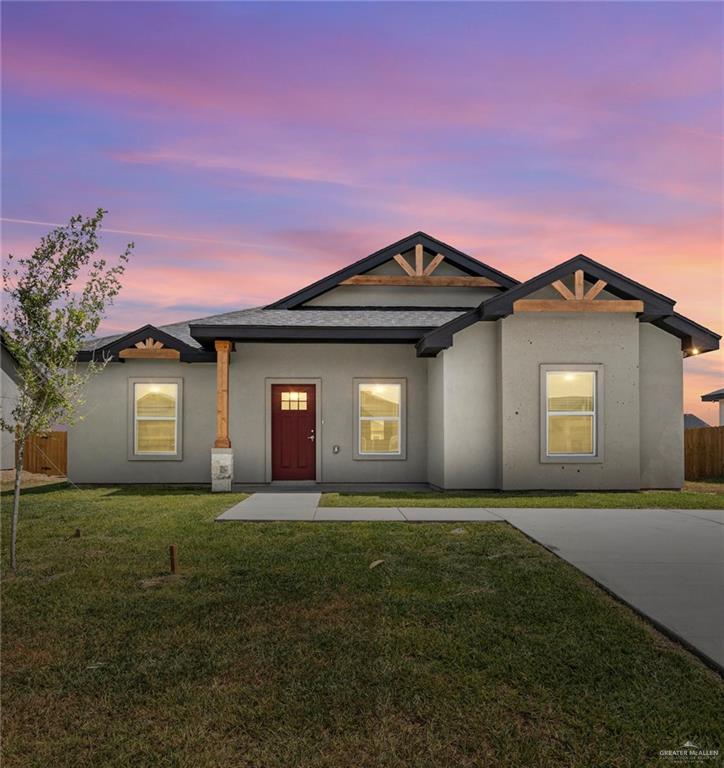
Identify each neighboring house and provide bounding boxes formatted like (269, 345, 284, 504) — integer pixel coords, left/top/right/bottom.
(0, 331, 20, 470)
(684, 413, 710, 430)
(701, 388, 724, 426)
(70, 232, 720, 491)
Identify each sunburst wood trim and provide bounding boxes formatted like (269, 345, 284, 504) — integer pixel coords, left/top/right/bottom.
(119, 348, 180, 359)
(393, 254, 416, 277)
(584, 279, 608, 301)
(340, 275, 500, 287)
(423, 253, 445, 276)
(513, 299, 644, 313)
(551, 280, 576, 300)
(415, 244, 424, 275)
(134, 337, 165, 350)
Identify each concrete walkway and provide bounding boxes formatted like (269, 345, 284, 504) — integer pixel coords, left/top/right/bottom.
(217, 494, 724, 671)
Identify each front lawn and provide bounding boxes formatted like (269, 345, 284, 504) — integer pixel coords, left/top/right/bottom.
(2, 487, 722, 767)
(321, 486, 724, 509)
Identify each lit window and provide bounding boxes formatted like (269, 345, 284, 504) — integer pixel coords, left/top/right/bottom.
(281, 391, 307, 410)
(545, 371, 596, 456)
(134, 383, 178, 454)
(358, 382, 402, 455)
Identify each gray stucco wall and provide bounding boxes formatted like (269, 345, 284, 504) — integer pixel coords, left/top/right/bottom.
(68, 317, 686, 489)
(229, 343, 428, 483)
(426, 355, 445, 488)
(69, 344, 429, 485)
(639, 324, 684, 488)
(436, 323, 499, 489)
(1, 348, 20, 470)
(68, 360, 216, 484)
(498, 313, 641, 490)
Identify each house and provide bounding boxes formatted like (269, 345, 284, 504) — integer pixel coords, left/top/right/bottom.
(70, 232, 720, 491)
(684, 413, 710, 430)
(1, 331, 21, 470)
(701, 388, 724, 427)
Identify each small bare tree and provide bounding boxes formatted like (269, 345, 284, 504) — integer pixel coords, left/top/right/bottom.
(1, 210, 133, 571)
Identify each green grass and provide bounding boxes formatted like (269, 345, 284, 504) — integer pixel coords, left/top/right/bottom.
(321, 487, 724, 508)
(2, 487, 722, 768)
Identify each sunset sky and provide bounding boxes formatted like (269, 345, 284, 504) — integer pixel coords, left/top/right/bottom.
(2, 2, 722, 420)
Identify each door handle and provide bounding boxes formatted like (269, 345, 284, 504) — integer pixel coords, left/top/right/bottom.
(307, 431, 315, 442)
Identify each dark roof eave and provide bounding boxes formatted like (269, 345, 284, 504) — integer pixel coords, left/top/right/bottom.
(701, 388, 724, 402)
(653, 313, 720, 356)
(190, 324, 436, 344)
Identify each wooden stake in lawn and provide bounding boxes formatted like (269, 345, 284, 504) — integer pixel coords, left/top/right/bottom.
(169, 545, 178, 575)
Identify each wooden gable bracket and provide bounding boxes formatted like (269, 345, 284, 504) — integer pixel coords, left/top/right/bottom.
(513, 270, 644, 313)
(342, 245, 500, 288)
(118, 337, 181, 359)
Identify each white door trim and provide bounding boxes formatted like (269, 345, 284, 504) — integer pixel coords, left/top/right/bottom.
(264, 378, 322, 483)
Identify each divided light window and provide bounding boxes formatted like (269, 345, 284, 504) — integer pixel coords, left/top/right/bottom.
(358, 382, 402, 455)
(545, 371, 596, 456)
(134, 383, 178, 454)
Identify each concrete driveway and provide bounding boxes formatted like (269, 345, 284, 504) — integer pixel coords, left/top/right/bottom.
(501, 507, 724, 672)
(218, 496, 724, 671)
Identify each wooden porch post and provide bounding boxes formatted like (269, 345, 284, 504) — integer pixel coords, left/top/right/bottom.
(214, 340, 232, 448)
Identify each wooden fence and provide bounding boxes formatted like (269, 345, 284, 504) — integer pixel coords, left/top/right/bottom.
(684, 426, 724, 481)
(16, 432, 67, 476)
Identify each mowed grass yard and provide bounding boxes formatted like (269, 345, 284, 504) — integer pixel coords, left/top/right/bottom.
(320, 482, 724, 508)
(2, 487, 723, 768)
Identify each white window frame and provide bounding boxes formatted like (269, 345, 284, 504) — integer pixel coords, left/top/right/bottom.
(354, 378, 407, 460)
(128, 378, 183, 461)
(540, 365, 603, 464)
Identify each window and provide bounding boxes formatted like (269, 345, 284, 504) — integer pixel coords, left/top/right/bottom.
(281, 391, 307, 410)
(541, 366, 602, 461)
(354, 379, 406, 459)
(128, 379, 183, 460)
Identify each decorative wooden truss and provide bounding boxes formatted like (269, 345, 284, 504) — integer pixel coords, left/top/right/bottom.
(340, 245, 500, 288)
(118, 337, 181, 359)
(513, 270, 644, 313)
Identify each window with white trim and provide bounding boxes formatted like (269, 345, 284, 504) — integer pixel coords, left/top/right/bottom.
(134, 382, 178, 455)
(545, 370, 596, 456)
(355, 380, 406, 459)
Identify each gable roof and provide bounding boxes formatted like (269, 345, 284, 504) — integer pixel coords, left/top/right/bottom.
(417, 254, 720, 357)
(77, 323, 215, 362)
(265, 231, 520, 309)
(684, 413, 710, 429)
(479, 253, 675, 320)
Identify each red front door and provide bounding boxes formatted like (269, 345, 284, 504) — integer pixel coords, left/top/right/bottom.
(271, 384, 316, 481)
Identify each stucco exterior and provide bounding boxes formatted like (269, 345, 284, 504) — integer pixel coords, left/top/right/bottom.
(498, 312, 642, 490)
(69, 311, 688, 490)
(426, 323, 498, 489)
(1, 346, 20, 470)
(639, 324, 684, 488)
(69, 234, 716, 490)
(69, 344, 429, 485)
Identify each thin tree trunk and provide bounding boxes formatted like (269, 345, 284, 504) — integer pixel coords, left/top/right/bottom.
(11, 439, 24, 573)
